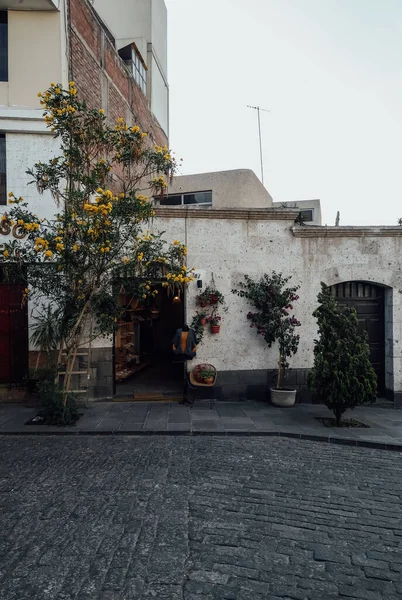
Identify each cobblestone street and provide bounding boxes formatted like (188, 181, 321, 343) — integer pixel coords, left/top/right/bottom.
(1, 437, 402, 599)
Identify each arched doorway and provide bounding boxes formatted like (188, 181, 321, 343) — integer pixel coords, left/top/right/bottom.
(330, 281, 385, 393)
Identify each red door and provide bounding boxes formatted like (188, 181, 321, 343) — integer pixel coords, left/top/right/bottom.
(0, 284, 28, 385)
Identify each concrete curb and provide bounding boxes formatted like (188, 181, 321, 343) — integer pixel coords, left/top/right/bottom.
(1, 428, 402, 451)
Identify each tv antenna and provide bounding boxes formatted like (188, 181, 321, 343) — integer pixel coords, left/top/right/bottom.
(247, 105, 270, 186)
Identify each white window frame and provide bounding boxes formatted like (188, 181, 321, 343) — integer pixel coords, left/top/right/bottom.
(158, 191, 212, 207)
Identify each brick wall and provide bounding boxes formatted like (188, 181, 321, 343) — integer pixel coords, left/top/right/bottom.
(68, 0, 168, 147)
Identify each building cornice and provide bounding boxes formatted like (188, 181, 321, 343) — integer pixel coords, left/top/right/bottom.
(0, 108, 50, 134)
(292, 226, 402, 238)
(154, 207, 300, 221)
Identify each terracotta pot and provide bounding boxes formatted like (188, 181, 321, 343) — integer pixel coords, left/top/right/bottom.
(211, 325, 220, 334)
(200, 317, 207, 326)
(204, 376, 214, 385)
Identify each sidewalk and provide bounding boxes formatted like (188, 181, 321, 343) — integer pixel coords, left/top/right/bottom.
(1, 400, 402, 450)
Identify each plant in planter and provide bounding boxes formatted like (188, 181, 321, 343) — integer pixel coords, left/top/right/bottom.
(308, 283, 377, 426)
(232, 272, 301, 406)
(195, 286, 225, 309)
(195, 285, 227, 333)
(207, 313, 222, 334)
(193, 363, 216, 385)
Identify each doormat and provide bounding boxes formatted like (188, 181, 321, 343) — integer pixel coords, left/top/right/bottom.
(316, 417, 370, 428)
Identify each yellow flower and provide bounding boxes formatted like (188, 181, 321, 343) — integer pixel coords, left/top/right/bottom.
(142, 294, 147, 299)
(45, 250, 53, 257)
(138, 252, 144, 261)
(17, 220, 24, 226)
(24, 288, 29, 294)
(145, 285, 150, 290)
(121, 257, 130, 264)
(131, 125, 140, 133)
(173, 240, 179, 246)
(141, 132, 148, 138)
(3, 250, 8, 258)
(56, 243, 64, 251)
(72, 244, 79, 252)
(99, 109, 105, 115)
(50, 82, 56, 87)
(96, 187, 104, 194)
(55, 88, 61, 94)
(54, 236, 62, 242)
(69, 81, 75, 86)
(8, 192, 13, 198)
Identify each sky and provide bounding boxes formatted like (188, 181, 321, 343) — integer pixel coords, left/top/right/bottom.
(165, 0, 402, 226)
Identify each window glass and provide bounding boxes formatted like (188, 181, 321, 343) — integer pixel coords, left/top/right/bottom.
(0, 11, 7, 83)
(299, 209, 313, 222)
(0, 134, 6, 205)
(184, 191, 212, 205)
(160, 195, 182, 206)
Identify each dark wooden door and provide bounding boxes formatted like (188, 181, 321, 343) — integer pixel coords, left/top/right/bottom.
(330, 282, 385, 392)
(0, 284, 28, 385)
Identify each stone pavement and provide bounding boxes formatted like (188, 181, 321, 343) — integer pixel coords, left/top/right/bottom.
(1, 401, 402, 450)
(1, 436, 402, 599)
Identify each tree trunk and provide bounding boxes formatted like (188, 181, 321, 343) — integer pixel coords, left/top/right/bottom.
(276, 355, 282, 389)
(334, 408, 342, 427)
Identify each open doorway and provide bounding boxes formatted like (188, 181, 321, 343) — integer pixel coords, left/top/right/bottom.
(114, 284, 185, 399)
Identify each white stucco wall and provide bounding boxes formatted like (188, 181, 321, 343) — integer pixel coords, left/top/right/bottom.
(0, 7, 68, 109)
(151, 211, 402, 392)
(167, 170, 273, 209)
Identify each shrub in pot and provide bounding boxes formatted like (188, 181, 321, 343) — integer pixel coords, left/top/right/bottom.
(308, 283, 377, 426)
(232, 272, 301, 406)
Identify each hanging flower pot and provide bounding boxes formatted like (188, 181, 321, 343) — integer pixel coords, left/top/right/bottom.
(211, 324, 220, 334)
(200, 317, 207, 326)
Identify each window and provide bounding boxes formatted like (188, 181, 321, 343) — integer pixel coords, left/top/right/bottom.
(0, 11, 7, 82)
(299, 209, 313, 222)
(118, 44, 147, 95)
(159, 191, 212, 207)
(0, 134, 6, 205)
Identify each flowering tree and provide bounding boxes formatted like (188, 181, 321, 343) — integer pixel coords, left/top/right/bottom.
(0, 82, 195, 404)
(232, 272, 301, 388)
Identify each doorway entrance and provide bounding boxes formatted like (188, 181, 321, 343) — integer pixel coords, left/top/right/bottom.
(0, 282, 28, 386)
(114, 285, 185, 399)
(330, 281, 385, 392)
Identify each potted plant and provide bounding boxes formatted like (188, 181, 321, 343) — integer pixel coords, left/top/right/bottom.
(195, 286, 226, 309)
(192, 363, 217, 385)
(232, 272, 301, 407)
(195, 285, 227, 333)
(208, 314, 222, 334)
